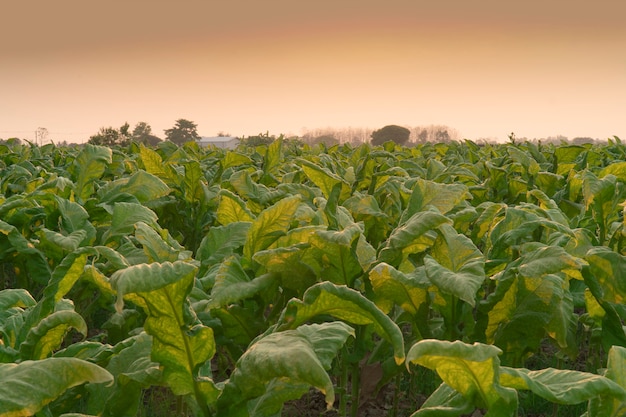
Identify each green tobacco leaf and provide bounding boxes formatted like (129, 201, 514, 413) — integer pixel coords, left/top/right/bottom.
(478, 270, 572, 364)
(502, 366, 626, 406)
(599, 161, 626, 182)
(277, 281, 405, 365)
(15, 251, 90, 348)
(407, 339, 517, 415)
(73, 144, 112, 202)
(110, 261, 218, 407)
(134, 222, 181, 263)
(208, 256, 278, 309)
(102, 202, 159, 244)
(20, 310, 87, 360)
(378, 210, 451, 268)
(0, 289, 36, 317)
(38, 229, 87, 258)
(308, 223, 364, 287)
(585, 247, 626, 304)
(138, 144, 167, 178)
(299, 159, 352, 202)
(197, 221, 251, 266)
(217, 189, 256, 225)
(261, 137, 282, 183)
(342, 192, 390, 247)
(369, 262, 429, 316)
(253, 246, 318, 294)
(217, 322, 354, 417)
(181, 160, 205, 204)
(87, 332, 161, 417)
(0, 358, 113, 417)
(402, 178, 471, 221)
(228, 170, 285, 209)
(424, 224, 485, 307)
(222, 151, 254, 169)
(517, 245, 585, 279)
(0, 219, 51, 284)
(587, 345, 626, 417)
(243, 195, 301, 260)
(98, 170, 171, 204)
(247, 379, 310, 417)
(55, 196, 96, 243)
(412, 383, 474, 416)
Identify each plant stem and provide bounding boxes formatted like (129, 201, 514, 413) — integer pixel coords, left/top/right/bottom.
(339, 348, 349, 417)
(350, 359, 360, 417)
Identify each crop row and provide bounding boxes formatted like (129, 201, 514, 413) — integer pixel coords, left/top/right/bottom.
(1, 137, 625, 416)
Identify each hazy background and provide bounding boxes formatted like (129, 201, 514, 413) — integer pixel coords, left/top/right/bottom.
(2, 0, 625, 144)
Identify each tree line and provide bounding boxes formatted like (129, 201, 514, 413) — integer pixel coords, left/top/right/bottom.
(87, 119, 200, 147)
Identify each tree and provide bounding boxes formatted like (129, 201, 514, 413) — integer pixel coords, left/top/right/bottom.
(239, 132, 275, 147)
(88, 123, 131, 146)
(370, 125, 411, 146)
(435, 129, 451, 142)
(164, 119, 200, 145)
(310, 134, 339, 146)
(132, 122, 162, 146)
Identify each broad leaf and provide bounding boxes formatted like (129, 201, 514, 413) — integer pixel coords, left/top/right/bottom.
(217, 322, 354, 417)
(0, 358, 113, 417)
(72, 144, 112, 202)
(217, 189, 255, 225)
(501, 366, 626, 405)
(276, 281, 405, 365)
(378, 210, 451, 269)
(587, 345, 626, 416)
(243, 195, 301, 260)
(424, 224, 485, 307)
(299, 159, 352, 202)
(20, 310, 87, 360)
(111, 261, 219, 406)
(407, 339, 517, 415)
(208, 256, 278, 309)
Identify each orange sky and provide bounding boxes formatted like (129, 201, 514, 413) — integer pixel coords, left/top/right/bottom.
(2, 1, 625, 143)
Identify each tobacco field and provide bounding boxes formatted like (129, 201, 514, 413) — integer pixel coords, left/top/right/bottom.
(1, 137, 626, 417)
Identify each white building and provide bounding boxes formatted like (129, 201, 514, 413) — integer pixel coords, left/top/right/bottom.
(196, 136, 240, 149)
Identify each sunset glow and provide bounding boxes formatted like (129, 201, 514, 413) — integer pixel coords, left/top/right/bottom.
(2, 1, 625, 143)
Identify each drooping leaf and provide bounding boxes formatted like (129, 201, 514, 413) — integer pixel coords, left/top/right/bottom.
(378, 210, 451, 269)
(299, 159, 352, 202)
(86, 332, 161, 417)
(102, 202, 159, 244)
(208, 256, 278, 309)
(276, 281, 405, 365)
(134, 221, 182, 263)
(424, 224, 485, 307)
(0, 289, 36, 319)
(20, 310, 87, 360)
(407, 339, 517, 415)
(502, 366, 626, 405)
(369, 262, 429, 316)
(0, 358, 113, 417)
(110, 261, 218, 406)
(196, 221, 251, 266)
(98, 170, 171, 204)
(402, 178, 471, 221)
(217, 322, 354, 417)
(411, 382, 474, 416)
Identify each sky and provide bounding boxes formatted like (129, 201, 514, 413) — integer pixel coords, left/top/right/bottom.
(1, 0, 625, 144)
